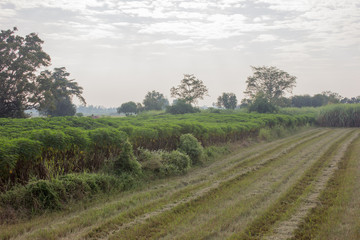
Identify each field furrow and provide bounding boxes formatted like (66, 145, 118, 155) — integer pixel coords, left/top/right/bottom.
(106, 129, 349, 240)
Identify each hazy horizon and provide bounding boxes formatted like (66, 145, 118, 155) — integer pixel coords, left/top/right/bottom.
(1, 0, 359, 107)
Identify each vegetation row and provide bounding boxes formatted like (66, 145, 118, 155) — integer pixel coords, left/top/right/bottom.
(0, 112, 314, 190)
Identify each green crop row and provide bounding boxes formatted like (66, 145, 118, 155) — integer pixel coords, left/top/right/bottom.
(0, 112, 314, 190)
(317, 104, 360, 127)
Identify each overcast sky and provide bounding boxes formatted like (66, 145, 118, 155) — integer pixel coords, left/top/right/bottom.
(1, 0, 359, 107)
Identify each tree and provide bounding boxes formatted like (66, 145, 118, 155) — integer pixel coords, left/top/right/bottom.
(291, 95, 313, 107)
(37, 67, 85, 116)
(216, 93, 237, 109)
(143, 90, 169, 111)
(117, 101, 138, 116)
(170, 74, 208, 104)
(248, 93, 277, 113)
(165, 100, 200, 114)
(0, 27, 51, 117)
(321, 91, 342, 104)
(244, 66, 296, 105)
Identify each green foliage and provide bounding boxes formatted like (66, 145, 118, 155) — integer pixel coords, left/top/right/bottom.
(291, 92, 343, 108)
(0, 139, 17, 185)
(37, 67, 85, 116)
(143, 90, 169, 111)
(248, 93, 277, 113)
(317, 104, 360, 127)
(170, 74, 209, 104)
(137, 148, 163, 172)
(0, 28, 85, 118)
(137, 148, 190, 176)
(178, 134, 204, 165)
(160, 150, 191, 176)
(0, 173, 130, 222)
(244, 66, 296, 106)
(216, 92, 237, 109)
(117, 101, 139, 116)
(30, 129, 68, 150)
(0, 27, 51, 118)
(113, 140, 141, 175)
(0, 112, 314, 190)
(166, 100, 200, 114)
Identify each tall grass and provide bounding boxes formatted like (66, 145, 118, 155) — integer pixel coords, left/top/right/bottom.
(317, 104, 360, 127)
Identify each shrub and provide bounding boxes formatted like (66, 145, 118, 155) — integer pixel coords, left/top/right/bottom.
(113, 139, 141, 175)
(178, 134, 203, 165)
(160, 150, 191, 176)
(137, 148, 163, 172)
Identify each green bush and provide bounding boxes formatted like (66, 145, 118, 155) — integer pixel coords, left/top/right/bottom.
(137, 148, 163, 172)
(160, 150, 191, 176)
(178, 134, 203, 165)
(113, 139, 141, 175)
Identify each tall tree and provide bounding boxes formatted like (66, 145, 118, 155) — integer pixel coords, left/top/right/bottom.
(143, 90, 169, 111)
(0, 27, 51, 117)
(37, 67, 86, 116)
(244, 66, 296, 105)
(170, 74, 208, 104)
(216, 93, 237, 109)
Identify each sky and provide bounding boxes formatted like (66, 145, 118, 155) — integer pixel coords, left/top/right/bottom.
(1, 0, 360, 107)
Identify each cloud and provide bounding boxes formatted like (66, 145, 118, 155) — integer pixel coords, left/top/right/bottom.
(253, 34, 278, 42)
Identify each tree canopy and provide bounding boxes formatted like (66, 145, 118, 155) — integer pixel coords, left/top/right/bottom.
(117, 101, 139, 116)
(0, 27, 51, 117)
(216, 93, 237, 109)
(244, 66, 296, 106)
(170, 74, 208, 104)
(0, 28, 85, 118)
(143, 90, 169, 111)
(37, 67, 86, 116)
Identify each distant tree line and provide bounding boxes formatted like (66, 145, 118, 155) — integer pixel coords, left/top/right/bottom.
(2, 28, 358, 118)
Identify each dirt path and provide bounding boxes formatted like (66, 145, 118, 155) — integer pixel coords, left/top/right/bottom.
(2, 128, 359, 240)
